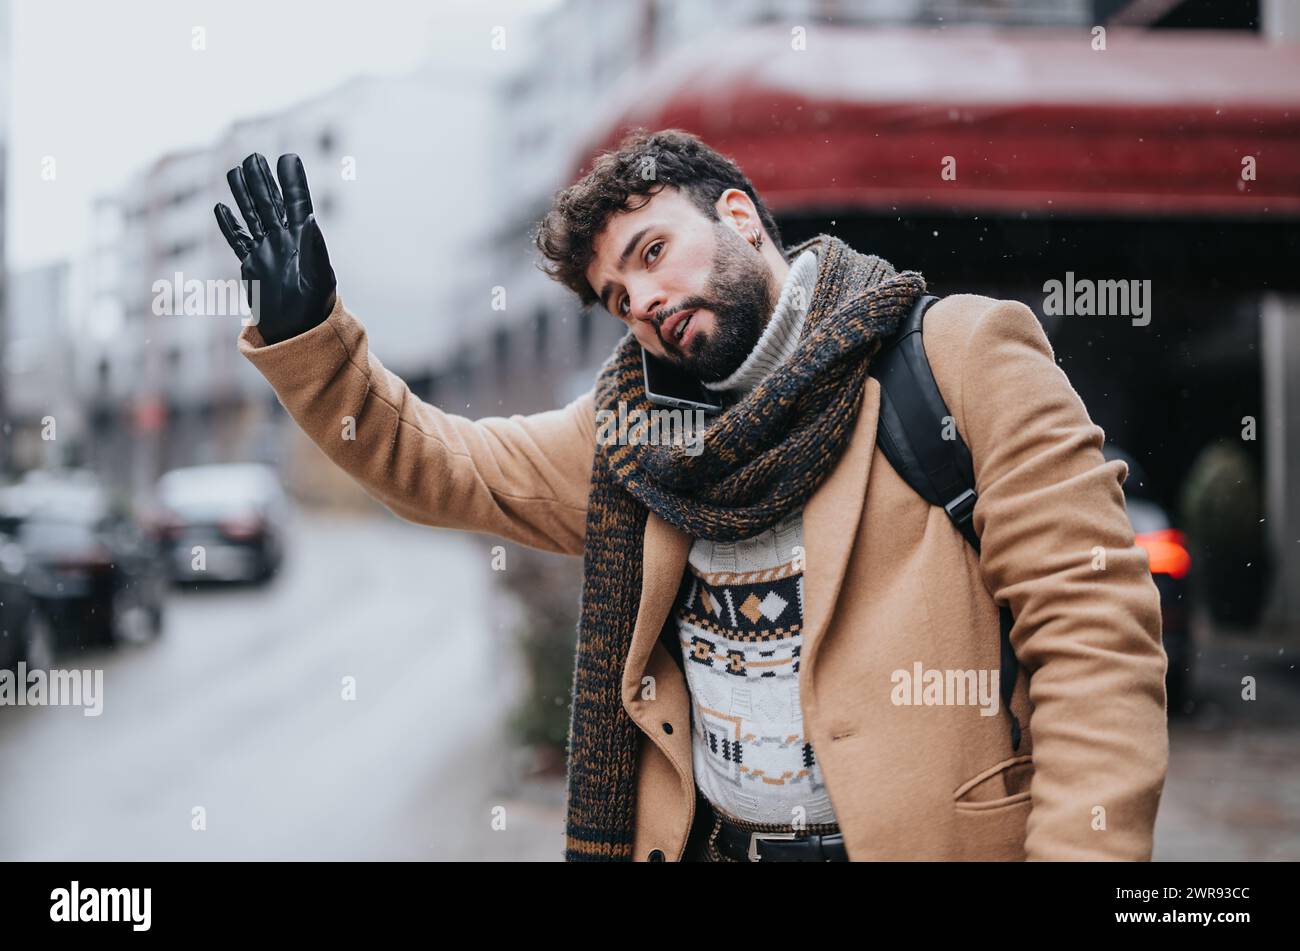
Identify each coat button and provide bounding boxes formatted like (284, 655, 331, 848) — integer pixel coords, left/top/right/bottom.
(648, 849, 665, 862)
(662, 722, 673, 734)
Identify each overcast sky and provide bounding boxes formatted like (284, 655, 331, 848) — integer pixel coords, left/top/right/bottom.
(7, 0, 558, 271)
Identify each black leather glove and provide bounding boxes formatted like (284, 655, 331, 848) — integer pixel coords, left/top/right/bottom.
(214, 153, 336, 345)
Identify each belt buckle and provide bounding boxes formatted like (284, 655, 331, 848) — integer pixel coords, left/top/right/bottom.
(747, 831, 800, 862)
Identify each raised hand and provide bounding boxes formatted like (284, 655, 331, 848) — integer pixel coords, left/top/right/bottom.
(215, 153, 337, 344)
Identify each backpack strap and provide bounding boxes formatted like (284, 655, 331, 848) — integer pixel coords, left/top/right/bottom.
(870, 295, 1023, 753)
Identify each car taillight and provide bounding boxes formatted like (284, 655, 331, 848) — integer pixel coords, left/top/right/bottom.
(1134, 528, 1190, 579)
(51, 543, 114, 572)
(146, 512, 185, 538)
(220, 515, 265, 540)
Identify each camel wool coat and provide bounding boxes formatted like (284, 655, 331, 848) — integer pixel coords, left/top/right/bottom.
(238, 291, 1169, 862)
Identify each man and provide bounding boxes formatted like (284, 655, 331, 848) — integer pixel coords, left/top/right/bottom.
(215, 128, 1168, 862)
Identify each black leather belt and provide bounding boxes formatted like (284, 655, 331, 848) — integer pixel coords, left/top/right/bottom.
(705, 800, 849, 862)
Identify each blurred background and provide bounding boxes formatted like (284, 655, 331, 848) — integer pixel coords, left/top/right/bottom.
(0, 0, 1297, 861)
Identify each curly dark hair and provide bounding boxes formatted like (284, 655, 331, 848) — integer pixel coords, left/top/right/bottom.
(535, 128, 783, 307)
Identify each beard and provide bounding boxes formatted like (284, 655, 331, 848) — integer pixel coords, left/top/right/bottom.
(657, 222, 778, 383)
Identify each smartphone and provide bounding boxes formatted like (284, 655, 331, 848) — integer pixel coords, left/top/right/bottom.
(642, 347, 724, 415)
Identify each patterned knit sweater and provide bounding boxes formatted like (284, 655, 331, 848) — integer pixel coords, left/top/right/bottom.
(668, 249, 839, 826)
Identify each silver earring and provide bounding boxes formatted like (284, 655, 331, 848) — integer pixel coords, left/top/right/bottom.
(750, 229, 763, 251)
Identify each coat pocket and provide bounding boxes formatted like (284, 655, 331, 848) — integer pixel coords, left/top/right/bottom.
(953, 753, 1034, 811)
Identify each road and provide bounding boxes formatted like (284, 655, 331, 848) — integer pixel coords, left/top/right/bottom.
(1154, 632, 1300, 861)
(0, 509, 565, 861)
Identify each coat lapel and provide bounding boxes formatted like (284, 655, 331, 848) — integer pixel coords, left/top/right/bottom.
(800, 378, 881, 673)
(621, 511, 690, 699)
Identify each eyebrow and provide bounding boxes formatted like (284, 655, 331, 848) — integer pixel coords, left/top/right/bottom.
(597, 226, 652, 311)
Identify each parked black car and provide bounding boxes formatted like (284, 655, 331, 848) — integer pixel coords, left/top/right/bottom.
(1104, 444, 1193, 713)
(0, 532, 56, 672)
(0, 472, 167, 650)
(153, 463, 289, 585)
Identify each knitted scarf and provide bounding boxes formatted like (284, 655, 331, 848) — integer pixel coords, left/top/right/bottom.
(563, 233, 927, 860)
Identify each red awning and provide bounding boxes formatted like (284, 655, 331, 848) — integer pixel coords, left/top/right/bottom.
(576, 26, 1300, 218)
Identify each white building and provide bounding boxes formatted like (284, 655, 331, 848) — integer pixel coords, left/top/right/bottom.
(5, 260, 85, 470)
(79, 68, 494, 489)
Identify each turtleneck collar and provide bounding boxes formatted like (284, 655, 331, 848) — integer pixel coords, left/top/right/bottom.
(701, 248, 819, 397)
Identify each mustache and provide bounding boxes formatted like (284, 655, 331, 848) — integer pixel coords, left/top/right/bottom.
(654, 297, 712, 341)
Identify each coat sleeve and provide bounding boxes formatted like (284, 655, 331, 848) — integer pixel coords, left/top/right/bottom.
(957, 298, 1169, 861)
(237, 295, 596, 557)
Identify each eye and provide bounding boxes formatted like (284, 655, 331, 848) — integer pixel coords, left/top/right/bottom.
(644, 240, 664, 265)
(617, 293, 629, 318)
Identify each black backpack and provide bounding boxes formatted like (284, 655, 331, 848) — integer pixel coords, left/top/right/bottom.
(869, 295, 1023, 752)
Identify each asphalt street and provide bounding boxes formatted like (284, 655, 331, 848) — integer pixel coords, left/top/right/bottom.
(0, 510, 563, 861)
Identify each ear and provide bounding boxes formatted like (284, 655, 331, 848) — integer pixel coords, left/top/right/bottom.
(715, 187, 760, 235)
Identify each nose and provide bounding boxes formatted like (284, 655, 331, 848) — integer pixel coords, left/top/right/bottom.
(626, 280, 667, 329)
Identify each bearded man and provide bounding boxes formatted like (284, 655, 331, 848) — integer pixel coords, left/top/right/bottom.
(215, 128, 1168, 863)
